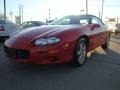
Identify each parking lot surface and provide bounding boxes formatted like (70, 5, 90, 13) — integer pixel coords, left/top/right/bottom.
(0, 36, 120, 90)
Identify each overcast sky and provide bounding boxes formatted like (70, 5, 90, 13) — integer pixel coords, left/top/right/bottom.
(0, 0, 120, 22)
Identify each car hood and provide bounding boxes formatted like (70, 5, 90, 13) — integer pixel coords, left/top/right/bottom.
(12, 25, 81, 39)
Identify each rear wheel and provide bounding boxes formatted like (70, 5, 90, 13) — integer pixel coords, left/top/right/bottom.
(102, 34, 110, 49)
(73, 38, 87, 67)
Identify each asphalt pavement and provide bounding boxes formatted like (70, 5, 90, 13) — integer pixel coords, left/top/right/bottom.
(0, 36, 120, 90)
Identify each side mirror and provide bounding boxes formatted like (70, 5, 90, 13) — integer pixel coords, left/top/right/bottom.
(91, 24, 101, 30)
(0, 25, 5, 31)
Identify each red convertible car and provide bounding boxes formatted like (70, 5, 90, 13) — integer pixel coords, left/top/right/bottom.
(4, 15, 110, 66)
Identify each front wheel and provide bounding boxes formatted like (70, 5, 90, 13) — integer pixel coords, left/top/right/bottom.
(102, 34, 110, 49)
(73, 38, 87, 67)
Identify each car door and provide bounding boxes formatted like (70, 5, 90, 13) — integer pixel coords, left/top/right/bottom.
(79, 16, 97, 50)
(90, 16, 106, 47)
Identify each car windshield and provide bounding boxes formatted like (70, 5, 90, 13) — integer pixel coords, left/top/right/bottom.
(21, 21, 45, 29)
(49, 16, 81, 25)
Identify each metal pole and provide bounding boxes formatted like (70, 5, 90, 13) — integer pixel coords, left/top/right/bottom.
(98, 8, 101, 18)
(117, 16, 119, 24)
(48, 9, 50, 21)
(86, 0, 88, 14)
(101, 0, 104, 20)
(21, 5, 23, 23)
(4, 0, 6, 20)
(19, 5, 21, 25)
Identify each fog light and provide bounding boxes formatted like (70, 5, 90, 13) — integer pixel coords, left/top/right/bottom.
(62, 43, 69, 48)
(49, 50, 59, 54)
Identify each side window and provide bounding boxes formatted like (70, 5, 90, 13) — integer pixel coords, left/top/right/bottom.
(60, 19, 70, 25)
(34, 22, 41, 26)
(92, 17, 104, 26)
(28, 22, 34, 27)
(80, 19, 89, 26)
(92, 18, 98, 24)
(22, 22, 28, 28)
(55, 19, 70, 25)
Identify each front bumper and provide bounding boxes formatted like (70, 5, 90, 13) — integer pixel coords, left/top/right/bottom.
(4, 37, 75, 64)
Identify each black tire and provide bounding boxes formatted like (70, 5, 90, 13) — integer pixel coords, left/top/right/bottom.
(0, 36, 9, 42)
(102, 34, 110, 49)
(73, 38, 87, 67)
(115, 32, 117, 35)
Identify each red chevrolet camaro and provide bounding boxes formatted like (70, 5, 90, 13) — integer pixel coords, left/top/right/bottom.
(4, 15, 110, 66)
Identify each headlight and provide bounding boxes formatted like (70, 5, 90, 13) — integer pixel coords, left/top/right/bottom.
(34, 37, 61, 46)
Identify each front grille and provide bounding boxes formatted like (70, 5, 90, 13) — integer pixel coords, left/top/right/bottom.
(4, 46, 30, 59)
